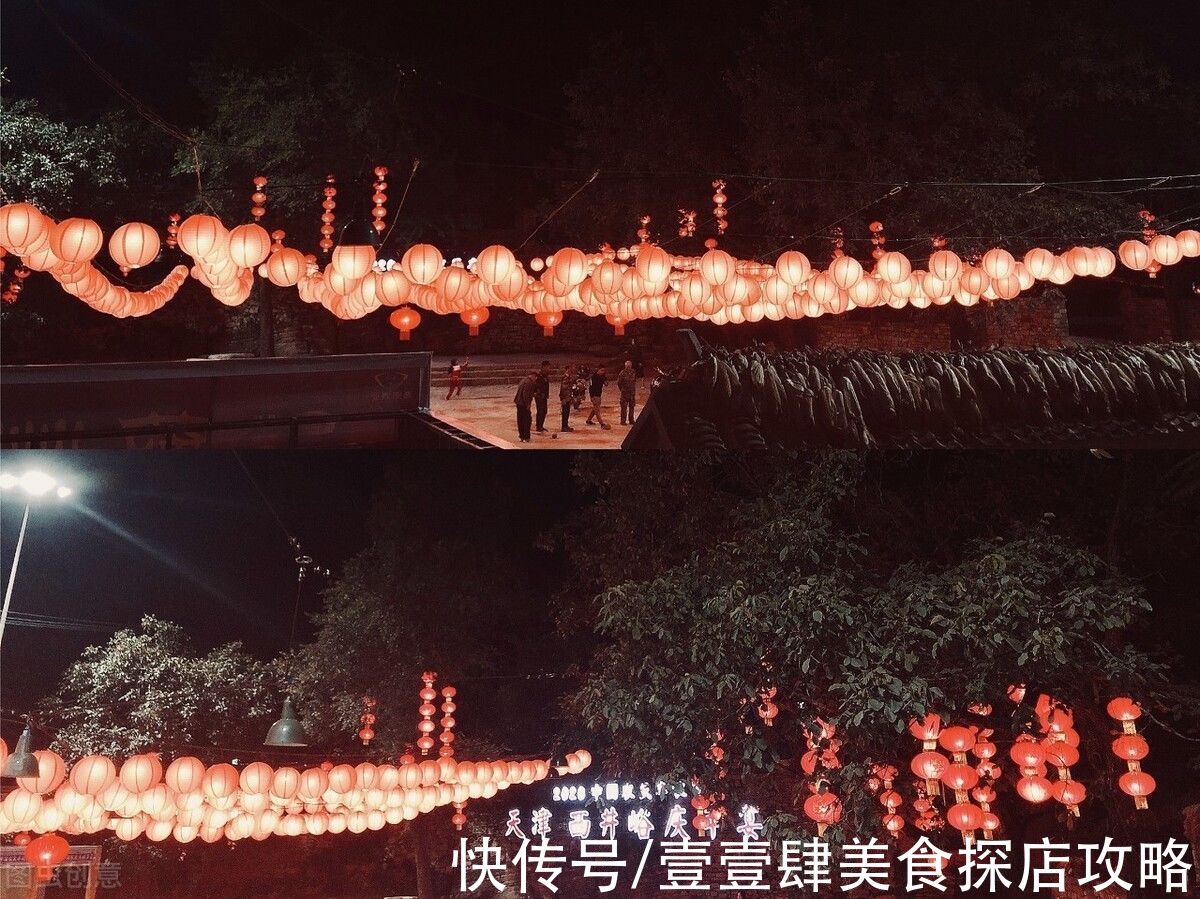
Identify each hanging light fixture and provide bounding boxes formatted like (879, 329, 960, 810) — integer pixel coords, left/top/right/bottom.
(264, 697, 308, 747)
(2, 720, 39, 778)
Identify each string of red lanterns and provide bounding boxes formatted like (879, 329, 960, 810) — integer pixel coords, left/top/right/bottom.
(1107, 697, 1156, 809)
(1, 202, 1197, 338)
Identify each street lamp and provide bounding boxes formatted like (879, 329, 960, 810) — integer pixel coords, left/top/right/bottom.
(1, 469, 75, 649)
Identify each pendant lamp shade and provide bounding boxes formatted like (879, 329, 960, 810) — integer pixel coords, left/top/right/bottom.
(264, 698, 308, 748)
(2, 724, 39, 778)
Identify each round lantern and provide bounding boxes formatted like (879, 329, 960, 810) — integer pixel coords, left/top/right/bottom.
(18, 751, 66, 796)
(118, 754, 162, 794)
(876, 251, 911, 284)
(108, 223, 160, 273)
(239, 762, 274, 795)
(1016, 775, 1052, 804)
(378, 269, 412, 306)
(941, 764, 979, 792)
(981, 248, 1016, 280)
(910, 751, 949, 781)
(590, 260, 623, 296)
(1106, 697, 1141, 721)
(402, 244, 444, 285)
(829, 254, 863, 289)
(476, 245, 516, 285)
(3, 789, 43, 826)
(436, 265, 473, 305)
(389, 306, 422, 340)
(24, 833, 69, 883)
(809, 272, 839, 306)
(332, 244, 376, 280)
(1063, 246, 1094, 277)
(774, 251, 811, 287)
(460, 307, 490, 336)
(1175, 230, 1200, 257)
(228, 224, 272, 269)
(699, 249, 735, 286)
(1118, 771, 1156, 799)
(946, 803, 984, 832)
(1118, 240, 1151, 271)
(635, 245, 672, 284)
(1023, 248, 1057, 280)
(549, 248, 587, 287)
(69, 755, 115, 796)
(0, 203, 50, 253)
(266, 247, 306, 287)
(535, 309, 563, 336)
(1149, 234, 1181, 267)
(928, 250, 963, 283)
(1089, 247, 1116, 277)
(165, 756, 206, 794)
(113, 816, 146, 842)
(1112, 734, 1149, 760)
(176, 215, 225, 259)
(49, 218, 104, 263)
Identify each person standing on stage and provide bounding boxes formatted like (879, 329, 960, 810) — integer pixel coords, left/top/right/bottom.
(514, 372, 538, 442)
(617, 358, 638, 425)
(559, 363, 577, 433)
(534, 360, 551, 433)
(584, 366, 611, 430)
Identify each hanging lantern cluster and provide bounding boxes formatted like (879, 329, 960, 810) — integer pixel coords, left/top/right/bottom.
(358, 696, 377, 746)
(4, 200, 1198, 329)
(165, 212, 180, 249)
(0, 747, 581, 845)
(417, 671, 438, 755)
(937, 724, 988, 845)
(438, 686, 457, 758)
(319, 175, 337, 253)
(968, 725, 1001, 839)
(690, 792, 723, 839)
(250, 175, 268, 221)
(869, 764, 905, 838)
(711, 179, 728, 238)
(636, 215, 652, 245)
(677, 209, 697, 238)
(800, 718, 842, 836)
(756, 686, 778, 727)
(1107, 697, 1156, 810)
(371, 166, 389, 234)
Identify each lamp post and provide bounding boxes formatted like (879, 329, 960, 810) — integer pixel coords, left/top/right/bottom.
(1, 469, 73, 650)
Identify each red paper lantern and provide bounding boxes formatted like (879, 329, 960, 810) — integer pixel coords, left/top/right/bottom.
(25, 833, 69, 883)
(389, 306, 422, 341)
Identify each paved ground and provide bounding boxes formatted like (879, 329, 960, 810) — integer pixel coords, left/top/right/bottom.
(429, 354, 651, 449)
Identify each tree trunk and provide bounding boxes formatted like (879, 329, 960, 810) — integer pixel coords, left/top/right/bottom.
(258, 283, 275, 357)
(413, 815, 434, 899)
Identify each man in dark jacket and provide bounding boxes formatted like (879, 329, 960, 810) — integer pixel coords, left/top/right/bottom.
(617, 359, 638, 425)
(584, 366, 611, 429)
(559, 363, 577, 432)
(534, 360, 551, 432)
(514, 373, 538, 442)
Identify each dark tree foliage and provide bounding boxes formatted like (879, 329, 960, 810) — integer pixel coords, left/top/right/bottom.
(560, 452, 1200, 841)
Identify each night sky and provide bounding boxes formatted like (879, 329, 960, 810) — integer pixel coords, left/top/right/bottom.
(0, 450, 580, 720)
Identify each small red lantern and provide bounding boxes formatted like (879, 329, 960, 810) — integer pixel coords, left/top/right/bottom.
(25, 833, 70, 883)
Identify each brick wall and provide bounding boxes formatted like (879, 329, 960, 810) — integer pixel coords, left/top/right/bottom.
(962, 290, 1070, 348)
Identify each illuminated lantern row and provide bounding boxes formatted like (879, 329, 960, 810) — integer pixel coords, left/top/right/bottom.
(417, 671, 439, 755)
(438, 686, 457, 759)
(358, 696, 377, 747)
(371, 166, 388, 234)
(318, 175, 338, 253)
(711, 180, 728, 238)
(1107, 697, 1155, 810)
(0, 749, 588, 844)
(3, 203, 1198, 334)
(250, 176, 268, 222)
(0, 205, 187, 316)
(870, 764, 905, 838)
(800, 718, 842, 836)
